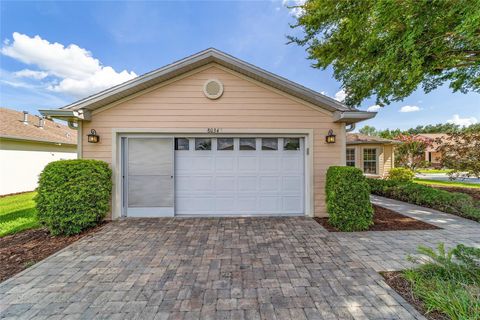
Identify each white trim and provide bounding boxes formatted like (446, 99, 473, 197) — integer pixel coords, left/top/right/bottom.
(77, 121, 82, 158)
(111, 128, 314, 219)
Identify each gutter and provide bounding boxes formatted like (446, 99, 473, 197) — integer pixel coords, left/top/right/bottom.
(333, 111, 377, 125)
(0, 135, 77, 146)
(39, 109, 91, 130)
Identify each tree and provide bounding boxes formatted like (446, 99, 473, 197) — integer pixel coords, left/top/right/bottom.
(359, 125, 378, 136)
(395, 134, 432, 171)
(437, 131, 480, 178)
(288, 1, 480, 107)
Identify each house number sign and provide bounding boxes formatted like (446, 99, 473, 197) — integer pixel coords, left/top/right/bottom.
(207, 128, 221, 133)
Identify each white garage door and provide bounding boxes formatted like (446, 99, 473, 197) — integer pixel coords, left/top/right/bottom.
(175, 137, 305, 215)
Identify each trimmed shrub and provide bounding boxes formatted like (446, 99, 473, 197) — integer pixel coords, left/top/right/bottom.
(367, 179, 480, 221)
(35, 159, 112, 236)
(388, 167, 415, 183)
(326, 166, 373, 231)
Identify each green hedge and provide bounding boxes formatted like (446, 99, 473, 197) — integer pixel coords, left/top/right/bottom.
(326, 166, 373, 231)
(35, 159, 112, 235)
(367, 179, 480, 221)
(388, 167, 415, 183)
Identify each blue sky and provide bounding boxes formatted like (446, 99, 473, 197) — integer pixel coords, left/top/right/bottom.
(1, 1, 478, 131)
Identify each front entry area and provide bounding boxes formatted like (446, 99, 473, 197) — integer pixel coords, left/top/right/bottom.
(122, 136, 305, 217)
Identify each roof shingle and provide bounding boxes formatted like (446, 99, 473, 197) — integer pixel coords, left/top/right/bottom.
(0, 108, 77, 145)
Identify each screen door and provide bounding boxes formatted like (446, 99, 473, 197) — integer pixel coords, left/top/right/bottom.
(124, 137, 174, 217)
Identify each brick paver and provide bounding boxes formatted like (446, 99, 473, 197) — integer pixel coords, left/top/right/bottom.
(1, 196, 478, 319)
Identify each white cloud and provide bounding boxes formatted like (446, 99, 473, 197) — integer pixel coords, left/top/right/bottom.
(447, 114, 478, 127)
(367, 105, 381, 112)
(283, 0, 306, 17)
(1, 32, 137, 98)
(399, 105, 421, 113)
(14, 69, 49, 80)
(334, 89, 347, 102)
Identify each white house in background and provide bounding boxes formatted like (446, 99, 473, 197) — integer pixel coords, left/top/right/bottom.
(0, 107, 77, 195)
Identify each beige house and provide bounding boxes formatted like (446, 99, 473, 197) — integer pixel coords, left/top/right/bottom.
(0, 108, 77, 195)
(41, 49, 375, 218)
(346, 133, 400, 178)
(418, 133, 448, 167)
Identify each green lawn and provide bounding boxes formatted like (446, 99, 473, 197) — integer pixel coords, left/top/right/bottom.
(414, 178, 480, 189)
(0, 192, 39, 237)
(417, 169, 453, 174)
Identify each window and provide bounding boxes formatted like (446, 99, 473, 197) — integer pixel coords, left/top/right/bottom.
(217, 138, 234, 150)
(363, 148, 377, 174)
(240, 138, 256, 150)
(284, 138, 300, 151)
(175, 138, 189, 150)
(195, 138, 211, 150)
(262, 138, 278, 150)
(346, 148, 355, 167)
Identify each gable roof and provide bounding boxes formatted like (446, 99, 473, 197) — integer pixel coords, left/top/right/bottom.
(0, 108, 76, 145)
(346, 133, 401, 145)
(40, 48, 376, 124)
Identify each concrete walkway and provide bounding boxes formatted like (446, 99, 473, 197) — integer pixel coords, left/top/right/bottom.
(0, 197, 478, 319)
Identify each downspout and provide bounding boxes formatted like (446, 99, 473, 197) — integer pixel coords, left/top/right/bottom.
(345, 123, 356, 132)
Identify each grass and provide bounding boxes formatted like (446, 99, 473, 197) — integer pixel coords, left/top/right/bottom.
(404, 244, 480, 320)
(417, 169, 453, 174)
(0, 192, 39, 237)
(414, 178, 480, 189)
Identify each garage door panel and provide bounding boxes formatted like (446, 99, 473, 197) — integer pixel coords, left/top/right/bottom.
(192, 156, 214, 171)
(128, 176, 174, 207)
(259, 196, 281, 211)
(260, 157, 280, 171)
(215, 176, 236, 191)
(283, 196, 303, 212)
(259, 176, 280, 191)
(238, 176, 258, 191)
(175, 137, 304, 215)
(238, 156, 257, 171)
(282, 176, 303, 192)
(236, 197, 257, 211)
(216, 157, 235, 171)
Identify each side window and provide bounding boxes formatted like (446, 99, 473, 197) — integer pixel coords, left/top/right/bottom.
(217, 138, 234, 150)
(363, 148, 377, 174)
(239, 138, 256, 150)
(283, 138, 300, 151)
(195, 138, 211, 151)
(175, 138, 189, 150)
(262, 138, 278, 150)
(346, 148, 355, 167)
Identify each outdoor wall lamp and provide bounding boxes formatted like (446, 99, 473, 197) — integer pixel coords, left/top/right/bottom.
(87, 129, 100, 143)
(326, 129, 336, 144)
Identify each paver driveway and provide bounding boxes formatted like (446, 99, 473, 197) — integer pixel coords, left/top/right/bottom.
(1, 196, 479, 320)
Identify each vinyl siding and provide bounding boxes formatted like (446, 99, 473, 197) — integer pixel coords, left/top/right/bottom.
(81, 64, 344, 217)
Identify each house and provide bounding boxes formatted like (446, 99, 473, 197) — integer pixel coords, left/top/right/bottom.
(40, 48, 375, 218)
(346, 133, 401, 178)
(417, 133, 448, 167)
(0, 107, 77, 195)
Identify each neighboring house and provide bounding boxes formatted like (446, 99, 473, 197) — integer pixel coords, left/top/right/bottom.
(41, 48, 375, 218)
(346, 133, 401, 178)
(0, 108, 77, 195)
(417, 133, 449, 167)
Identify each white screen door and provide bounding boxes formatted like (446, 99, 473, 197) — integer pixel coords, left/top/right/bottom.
(124, 137, 174, 217)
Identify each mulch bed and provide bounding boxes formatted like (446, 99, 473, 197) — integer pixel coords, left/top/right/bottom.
(431, 186, 480, 202)
(381, 271, 448, 320)
(314, 204, 440, 232)
(0, 223, 108, 282)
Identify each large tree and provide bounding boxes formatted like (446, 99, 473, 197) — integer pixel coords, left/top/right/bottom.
(288, 0, 480, 107)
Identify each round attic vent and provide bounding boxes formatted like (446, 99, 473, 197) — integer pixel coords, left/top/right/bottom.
(203, 79, 224, 100)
